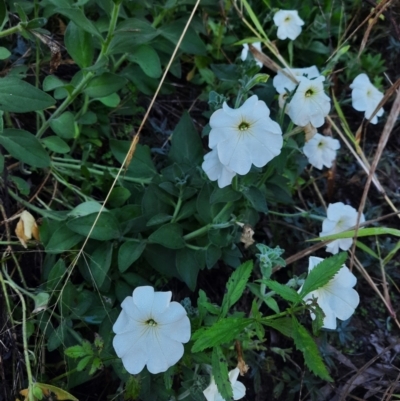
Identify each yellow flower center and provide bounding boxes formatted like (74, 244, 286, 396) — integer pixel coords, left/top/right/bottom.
(238, 121, 250, 131)
(305, 89, 314, 97)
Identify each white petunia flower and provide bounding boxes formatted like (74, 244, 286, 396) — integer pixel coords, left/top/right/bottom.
(113, 286, 191, 374)
(273, 66, 320, 94)
(240, 42, 263, 68)
(320, 202, 365, 254)
(350, 73, 384, 124)
(303, 256, 360, 329)
(273, 10, 304, 40)
(209, 95, 283, 175)
(202, 149, 236, 188)
(303, 133, 340, 170)
(203, 368, 246, 401)
(288, 76, 331, 128)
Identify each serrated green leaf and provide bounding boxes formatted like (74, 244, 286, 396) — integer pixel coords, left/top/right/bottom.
(65, 342, 92, 358)
(261, 279, 301, 303)
(263, 317, 293, 338)
(292, 317, 332, 381)
(212, 346, 233, 401)
(77, 355, 92, 372)
(299, 252, 347, 298)
(220, 261, 253, 318)
(191, 317, 250, 352)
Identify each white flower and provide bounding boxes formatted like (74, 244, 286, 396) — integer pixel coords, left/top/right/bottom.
(303, 256, 360, 329)
(320, 202, 365, 254)
(288, 76, 331, 128)
(240, 42, 263, 68)
(209, 95, 283, 175)
(202, 149, 236, 188)
(112, 286, 191, 374)
(273, 66, 320, 94)
(203, 368, 246, 401)
(303, 133, 340, 170)
(350, 73, 384, 124)
(273, 10, 304, 40)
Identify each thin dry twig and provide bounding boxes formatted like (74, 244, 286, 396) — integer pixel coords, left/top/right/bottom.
(349, 80, 400, 270)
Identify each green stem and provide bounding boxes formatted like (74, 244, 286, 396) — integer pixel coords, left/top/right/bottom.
(268, 210, 325, 221)
(213, 202, 233, 222)
(52, 162, 152, 185)
(10, 285, 35, 401)
(257, 164, 274, 188)
(183, 224, 211, 241)
(261, 306, 305, 322)
(36, 72, 95, 139)
(98, 1, 121, 58)
(0, 24, 22, 38)
(171, 190, 183, 223)
(7, 188, 65, 221)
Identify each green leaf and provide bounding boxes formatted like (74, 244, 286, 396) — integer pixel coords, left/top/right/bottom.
(43, 75, 65, 92)
(110, 140, 156, 178)
(192, 317, 250, 352)
(261, 280, 301, 303)
(84, 73, 127, 98)
(146, 213, 172, 227)
(263, 317, 293, 338)
(118, 241, 146, 272)
(65, 341, 93, 358)
(210, 187, 242, 204)
(50, 111, 76, 139)
(45, 223, 84, 254)
(205, 245, 221, 269)
(299, 253, 347, 298)
(292, 317, 332, 381)
(0, 47, 11, 59)
(77, 355, 93, 372)
(220, 261, 253, 318)
(127, 45, 161, 78)
(108, 18, 159, 55)
(211, 346, 233, 401)
(243, 186, 268, 213)
(67, 212, 121, 241)
(46, 259, 66, 291)
(143, 244, 179, 278)
(108, 186, 131, 208)
(64, 21, 94, 69)
(148, 223, 185, 249)
(314, 226, 400, 241)
(169, 111, 203, 166)
(55, 8, 102, 39)
(160, 22, 207, 55)
(42, 136, 70, 154)
(0, 153, 3, 174)
(9, 176, 30, 195)
(176, 248, 202, 291)
(0, 129, 51, 167)
(89, 242, 113, 287)
(32, 292, 50, 314)
(0, 78, 55, 112)
(67, 201, 104, 218)
(96, 93, 120, 107)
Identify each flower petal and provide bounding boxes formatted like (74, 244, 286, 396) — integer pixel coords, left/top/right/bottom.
(151, 291, 172, 317)
(132, 286, 155, 316)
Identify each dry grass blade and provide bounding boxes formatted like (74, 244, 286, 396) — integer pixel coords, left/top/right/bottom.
(51, 0, 202, 322)
(358, 0, 392, 56)
(349, 79, 400, 269)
